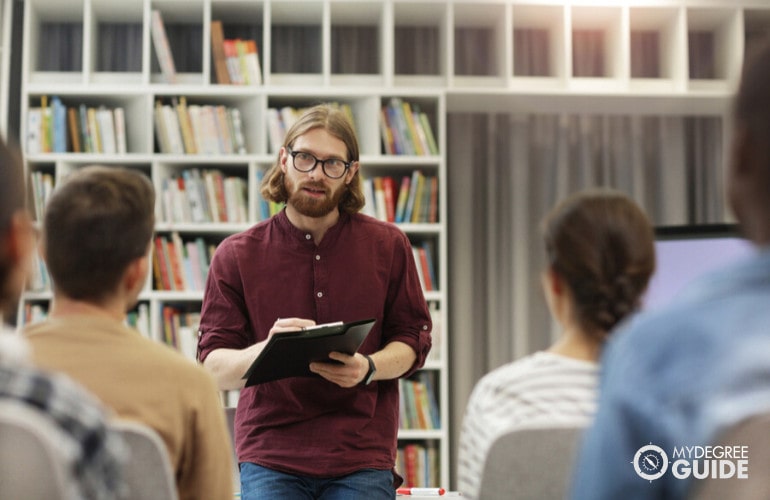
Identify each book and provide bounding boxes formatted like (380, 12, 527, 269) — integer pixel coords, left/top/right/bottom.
(113, 107, 127, 154)
(223, 39, 243, 84)
(242, 318, 376, 386)
(150, 10, 177, 84)
(96, 107, 116, 154)
(26, 108, 42, 154)
(51, 96, 67, 153)
(244, 39, 262, 85)
(210, 20, 231, 85)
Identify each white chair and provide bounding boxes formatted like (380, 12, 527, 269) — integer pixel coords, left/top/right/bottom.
(478, 425, 585, 500)
(0, 400, 72, 499)
(112, 419, 178, 500)
(688, 413, 770, 500)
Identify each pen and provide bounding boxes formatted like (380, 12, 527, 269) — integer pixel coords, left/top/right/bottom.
(397, 487, 446, 496)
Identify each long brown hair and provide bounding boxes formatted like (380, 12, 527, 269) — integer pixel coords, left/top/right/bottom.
(542, 189, 656, 340)
(260, 104, 365, 214)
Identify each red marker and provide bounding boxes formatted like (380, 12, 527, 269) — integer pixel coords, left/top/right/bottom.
(397, 487, 446, 496)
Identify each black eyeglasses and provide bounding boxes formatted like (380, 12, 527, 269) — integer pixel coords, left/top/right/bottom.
(287, 148, 351, 179)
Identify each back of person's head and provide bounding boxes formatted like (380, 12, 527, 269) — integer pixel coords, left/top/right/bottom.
(541, 189, 655, 340)
(43, 167, 155, 303)
(260, 103, 365, 214)
(0, 139, 27, 312)
(734, 37, 770, 163)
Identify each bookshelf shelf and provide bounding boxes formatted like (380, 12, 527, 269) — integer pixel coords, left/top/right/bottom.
(15, 0, 768, 490)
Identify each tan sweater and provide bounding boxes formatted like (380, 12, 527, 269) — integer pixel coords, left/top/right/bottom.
(26, 314, 234, 500)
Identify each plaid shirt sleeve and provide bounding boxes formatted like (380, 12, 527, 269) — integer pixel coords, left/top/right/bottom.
(0, 363, 126, 499)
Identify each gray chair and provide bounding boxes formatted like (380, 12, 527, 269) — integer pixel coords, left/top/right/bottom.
(688, 413, 770, 500)
(478, 424, 585, 500)
(0, 400, 72, 499)
(112, 419, 178, 500)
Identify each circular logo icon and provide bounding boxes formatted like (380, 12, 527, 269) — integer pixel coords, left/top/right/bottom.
(633, 444, 669, 481)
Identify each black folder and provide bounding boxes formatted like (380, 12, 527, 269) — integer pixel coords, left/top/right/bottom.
(242, 318, 377, 386)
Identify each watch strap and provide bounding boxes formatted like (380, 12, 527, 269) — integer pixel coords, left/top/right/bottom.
(362, 354, 376, 385)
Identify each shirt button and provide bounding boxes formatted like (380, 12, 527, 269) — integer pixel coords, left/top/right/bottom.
(315, 255, 321, 261)
(305, 234, 312, 240)
(317, 292, 323, 298)
(423, 325, 429, 330)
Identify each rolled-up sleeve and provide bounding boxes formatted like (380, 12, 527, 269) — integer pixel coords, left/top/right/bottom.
(197, 240, 252, 362)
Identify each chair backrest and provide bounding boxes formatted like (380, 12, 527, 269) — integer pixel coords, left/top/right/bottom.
(0, 400, 72, 499)
(112, 419, 178, 500)
(478, 424, 585, 500)
(225, 406, 240, 492)
(688, 412, 770, 500)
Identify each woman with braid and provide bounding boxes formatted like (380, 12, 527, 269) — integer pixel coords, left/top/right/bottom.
(457, 189, 656, 499)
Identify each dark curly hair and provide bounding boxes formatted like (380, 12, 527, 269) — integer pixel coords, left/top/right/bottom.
(542, 189, 656, 341)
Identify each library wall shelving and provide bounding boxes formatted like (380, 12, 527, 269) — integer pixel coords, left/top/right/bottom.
(0, 0, 12, 139)
(16, 0, 770, 490)
(17, 0, 448, 489)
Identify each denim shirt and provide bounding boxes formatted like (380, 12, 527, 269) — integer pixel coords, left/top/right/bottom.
(571, 247, 770, 499)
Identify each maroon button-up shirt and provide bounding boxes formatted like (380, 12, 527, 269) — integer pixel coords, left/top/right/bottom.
(198, 210, 432, 478)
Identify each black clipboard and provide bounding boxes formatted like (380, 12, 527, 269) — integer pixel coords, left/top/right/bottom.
(242, 318, 376, 386)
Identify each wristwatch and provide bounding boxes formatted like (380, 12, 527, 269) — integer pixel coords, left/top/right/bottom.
(362, 354, 377, 385)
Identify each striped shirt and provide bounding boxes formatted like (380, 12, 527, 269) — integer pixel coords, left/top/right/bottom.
(457, 351, 599, 499)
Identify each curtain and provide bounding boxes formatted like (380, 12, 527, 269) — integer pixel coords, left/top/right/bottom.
(446, 112, 725, 485)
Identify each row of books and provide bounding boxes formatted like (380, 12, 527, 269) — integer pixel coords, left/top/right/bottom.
(412, 242, 438, 292)
(399, 372, 440, 430)
(22, 303, 48, 327)
(362, 171, 438, 224)
(161, 168, 248, 224)
(161, 306, 201, 360)
(126, 303, 151, 338)
(152, 233, 217, 292)
(267, 103, 356, 154)
(396, 442, 440, 488)
(254, 170, 285, 220)
(27, 97, 127, 155)
(210, 20, 262, 85)
(30, 171, 54, 222)
(154, 97, 247, 155)
(380, 98, 439, 156)
(27, 251, 50, 293)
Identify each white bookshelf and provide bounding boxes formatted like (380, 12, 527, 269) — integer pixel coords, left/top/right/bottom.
(16, 0, 770, 490)
(0, 0, 12, 139)
(17, 0, 450, 489)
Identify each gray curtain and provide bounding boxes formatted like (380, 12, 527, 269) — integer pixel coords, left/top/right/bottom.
(447, 112, 725, 486)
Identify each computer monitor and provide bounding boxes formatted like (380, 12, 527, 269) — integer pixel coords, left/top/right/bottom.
(642, 225, 755, 311)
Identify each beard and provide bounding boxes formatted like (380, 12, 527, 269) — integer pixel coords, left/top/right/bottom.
(284, 175, 346, 218)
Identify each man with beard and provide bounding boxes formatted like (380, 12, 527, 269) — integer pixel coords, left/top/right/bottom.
(198, 104, 433, 500)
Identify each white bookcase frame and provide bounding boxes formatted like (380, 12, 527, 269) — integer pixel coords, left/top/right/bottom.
(16, 0, 770, 490)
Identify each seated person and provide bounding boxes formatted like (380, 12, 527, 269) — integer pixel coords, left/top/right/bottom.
(570, 37, 770, 500)
(0, 140, 124, 499)
(24, 166, 233, 500)
(457, 189, 656, 499)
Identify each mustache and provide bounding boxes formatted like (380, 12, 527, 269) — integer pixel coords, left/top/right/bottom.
(300, 182, 328, 193)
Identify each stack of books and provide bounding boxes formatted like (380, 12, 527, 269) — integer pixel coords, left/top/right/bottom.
(396, 442, 440, 488)
(154, 97, 247, 155)
(362, 170, 438, 224)
(152, 232, 216, 292)
(160, 168, 248, 224)
(412, 242, 437, 292)
(210, 20, 262, 85)
(161, 306, 201, 359)
(399, 372, 441, 430)
(380, 98, 438, 156)
(27, 96, 127, 154)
